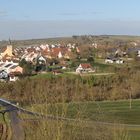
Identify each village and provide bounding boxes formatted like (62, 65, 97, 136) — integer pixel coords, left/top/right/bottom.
(0, 38, 140, 82)
(0, 42, 88, 82)
(1, 0, 140, 139)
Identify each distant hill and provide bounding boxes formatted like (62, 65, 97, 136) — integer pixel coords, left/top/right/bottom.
(0, 35, 140, 48)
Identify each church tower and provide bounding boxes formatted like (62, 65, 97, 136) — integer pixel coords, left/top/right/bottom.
(1, 38, 13, 57)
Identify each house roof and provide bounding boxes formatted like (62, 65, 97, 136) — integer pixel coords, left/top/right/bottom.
(2, 55, 12, 62)
(52, 48, 61, 55)
(0, 63, 4, 67)
(9, 71, 22, 76)
(5, 64, 12, 68)
(52, 47, 68, 56)
(26, 48, 36, 53)
(80, 63, 92, 69)
(10, 65, 18, 69)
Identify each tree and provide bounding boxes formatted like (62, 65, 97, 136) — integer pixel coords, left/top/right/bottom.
(34, 58, 46, 72)
(87, 56, 94, 63)
(19, 59, 27, 67)
(48, 59, 59, 66)
(19, 59, 34, 75)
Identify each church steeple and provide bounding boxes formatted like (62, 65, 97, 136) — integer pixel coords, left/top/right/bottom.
(8, 37, 12, 45)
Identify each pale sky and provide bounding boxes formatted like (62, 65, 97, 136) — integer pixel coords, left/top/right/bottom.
(0, 0, 140, 40)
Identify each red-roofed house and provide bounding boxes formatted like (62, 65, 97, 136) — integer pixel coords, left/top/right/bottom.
(76, 63, 94, 73)
(52, 48, 63, 58)
(9, 65, 23, 74)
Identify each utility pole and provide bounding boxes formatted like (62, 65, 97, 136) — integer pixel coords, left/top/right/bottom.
(129, 86, 132, 110)
(129, 90, 132, 110)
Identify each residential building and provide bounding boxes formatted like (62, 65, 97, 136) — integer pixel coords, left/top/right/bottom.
(76, 63, 94, 73)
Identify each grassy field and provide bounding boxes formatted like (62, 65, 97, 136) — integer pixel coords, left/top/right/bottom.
(62, 100, 140, 140)
(29, 100, 140, 124)
(1, 97, 140, 139)
(66, 100, 140, 124)
(27, 100, 140, 140)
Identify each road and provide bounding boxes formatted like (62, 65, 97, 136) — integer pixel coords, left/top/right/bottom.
(8, 110, 25, 140)
(0, 98, 46, 140)
(0, 99, 26, 140)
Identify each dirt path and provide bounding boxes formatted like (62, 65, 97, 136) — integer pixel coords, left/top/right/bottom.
(67, 72, 115, 76)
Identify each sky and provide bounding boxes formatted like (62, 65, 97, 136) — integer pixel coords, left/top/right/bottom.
(0, 0, 140, 40)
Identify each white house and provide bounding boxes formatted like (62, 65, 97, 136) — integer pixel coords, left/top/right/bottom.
(0, 54, 2, 60)
(105, 58, 114, 64)
(37, 56, 47, 64)
(76, 63, 93, 73)
(116, 59, 124, 64)
(92, 43, 98, 48)
(58, 51, 63, 58)
(22, 52, 38, 62)
(137, 50, 140, 57)
(9, 75, 19, 82)
(105, 57, 124, 64)
(0, 63, 19, 73)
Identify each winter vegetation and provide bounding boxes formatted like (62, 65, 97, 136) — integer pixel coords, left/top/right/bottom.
(0, 35, 140, 139)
